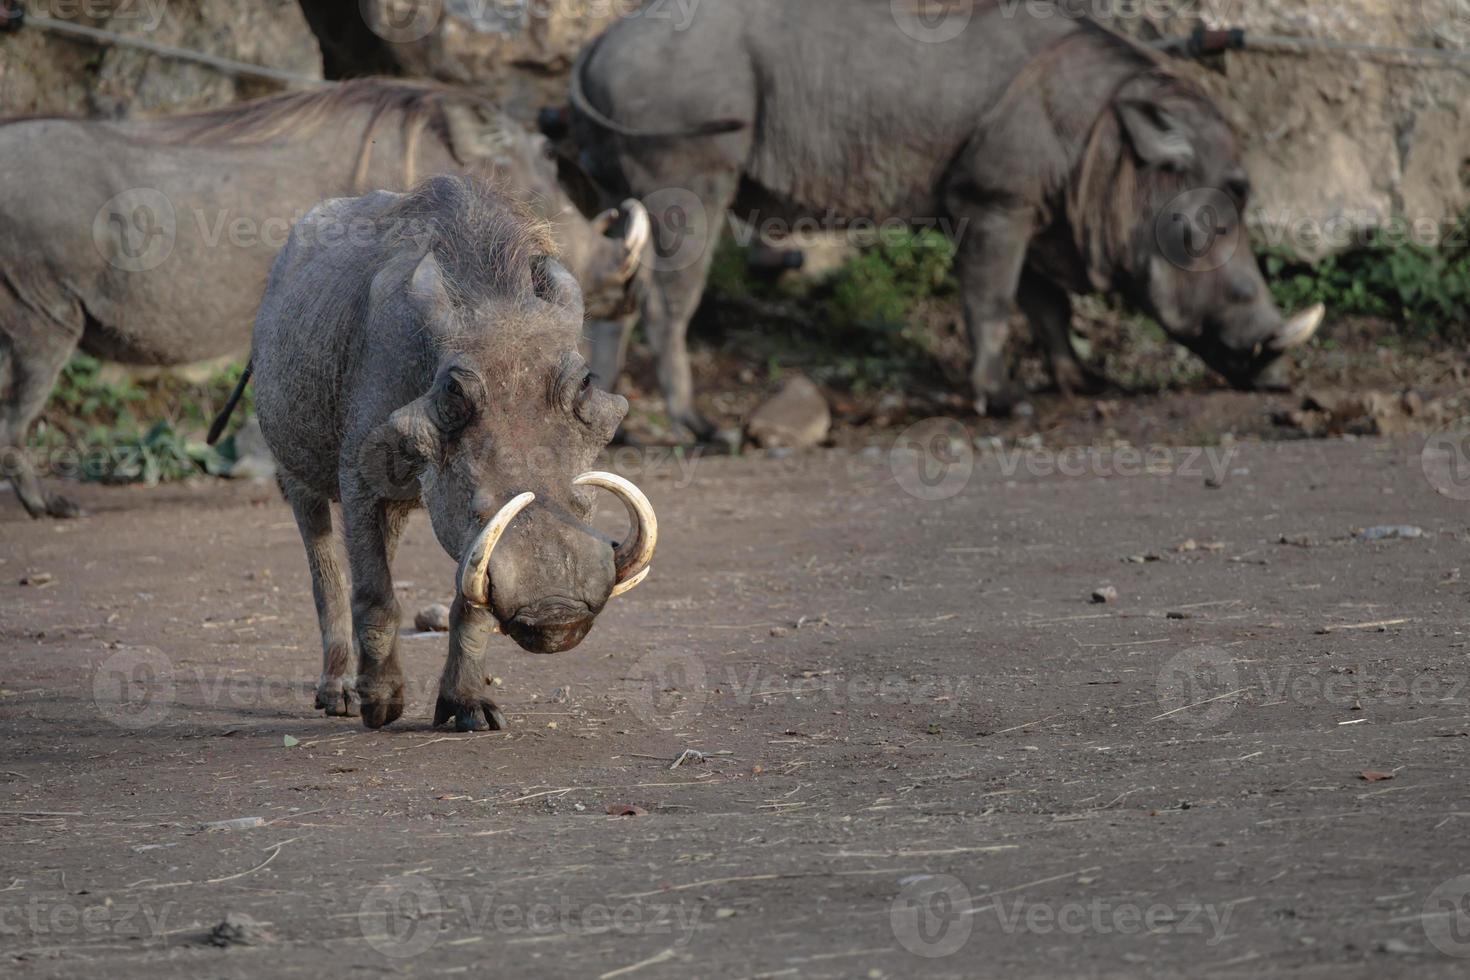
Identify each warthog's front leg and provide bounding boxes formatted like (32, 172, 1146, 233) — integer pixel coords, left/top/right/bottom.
(342, 491, 410, 729)
(434, 595, 508, 733)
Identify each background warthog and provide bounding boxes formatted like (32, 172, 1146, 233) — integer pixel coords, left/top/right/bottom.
(566, 0, 1324, 438)
(0, 79, 646, 518)
(250, 175, 657, 731)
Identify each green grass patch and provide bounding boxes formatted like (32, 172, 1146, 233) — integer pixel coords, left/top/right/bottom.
(32, 354, 248, 484)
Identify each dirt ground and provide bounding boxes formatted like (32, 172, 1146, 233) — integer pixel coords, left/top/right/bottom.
(3, 425, 1470, 977)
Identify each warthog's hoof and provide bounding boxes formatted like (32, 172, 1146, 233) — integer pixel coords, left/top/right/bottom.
(314, 682, 358, 718)
(357, 675, 406, 730)
(434, 694, 508, 733)
(45, 493, 81, 519)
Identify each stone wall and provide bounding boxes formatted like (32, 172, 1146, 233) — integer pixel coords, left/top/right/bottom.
(2, 0, 1466, 259)
(0, 0, 322, 116)
(1098, 0, 1470, 258)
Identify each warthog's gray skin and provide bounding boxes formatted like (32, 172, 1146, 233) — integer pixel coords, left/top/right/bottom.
(0, 80, 644, 518)
(253, 175, 640, 730)
(569, 0, 1322, 439)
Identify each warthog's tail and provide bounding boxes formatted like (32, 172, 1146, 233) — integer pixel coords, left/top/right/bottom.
(570, 31, 747, 140)
(207, 361, 253, 446)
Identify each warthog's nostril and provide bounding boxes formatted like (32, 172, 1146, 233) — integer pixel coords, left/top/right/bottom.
(513, 597, 591, 627)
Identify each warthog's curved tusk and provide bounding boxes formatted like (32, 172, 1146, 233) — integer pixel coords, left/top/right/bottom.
(1271, 302, 1326, 351)
(573, 471, 658, 596)
(591, 206, 619, 235)
(619, 199, 651, 280)
(457, 492, 536, 608)
(610, 566, 650, 599)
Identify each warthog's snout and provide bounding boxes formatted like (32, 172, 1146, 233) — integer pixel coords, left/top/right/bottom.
(1195, 302, 1327, 390)
(457, 472, 658, 655)
(507, 597, 597, 654)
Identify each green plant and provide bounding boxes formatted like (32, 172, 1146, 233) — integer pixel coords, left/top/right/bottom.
(35, 355, 245, 484)
(824, 227, 956, 334)
(1259, 215, 1470, 338)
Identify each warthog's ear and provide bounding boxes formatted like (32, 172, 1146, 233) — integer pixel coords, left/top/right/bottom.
(358, 398, 441, 501)
(532, 256, 585, 324)
(1117, 100, 1196, 171)
(406, 252, 450, 319)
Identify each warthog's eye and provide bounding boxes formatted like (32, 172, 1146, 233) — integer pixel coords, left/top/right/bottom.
(433, 374, 479, 434)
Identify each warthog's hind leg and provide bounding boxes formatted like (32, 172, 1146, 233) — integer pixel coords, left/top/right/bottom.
(433, 595, 508, 733)
(0, 318, 83, 518)
(281, 476, 357, 717)
(1017, 272, 1109, 398)
(342, 487, 412, 729)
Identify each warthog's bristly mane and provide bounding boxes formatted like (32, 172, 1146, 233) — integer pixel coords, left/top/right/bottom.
(138, 78, 468, 148)
(386, 175, 578, 378)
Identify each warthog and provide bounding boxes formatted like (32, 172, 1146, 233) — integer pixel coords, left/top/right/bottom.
(242, 174, 657, 730)
(566, 0, 1324, 438)
(0, 79, 647, 518)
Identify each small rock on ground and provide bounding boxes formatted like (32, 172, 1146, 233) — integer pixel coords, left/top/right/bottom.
(746, 376, 831, 450)
(415, 604, 452, 632)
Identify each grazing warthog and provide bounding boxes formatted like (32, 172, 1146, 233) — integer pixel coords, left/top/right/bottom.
(243, 175, 657, 730)
(0, 79, 647, 518)
(566, 0, 1324, 437)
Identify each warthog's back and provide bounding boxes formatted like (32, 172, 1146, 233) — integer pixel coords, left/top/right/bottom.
(250, 190, 417, 496)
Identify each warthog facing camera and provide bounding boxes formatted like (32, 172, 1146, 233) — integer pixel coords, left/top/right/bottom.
(245, 175, 657, 730)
